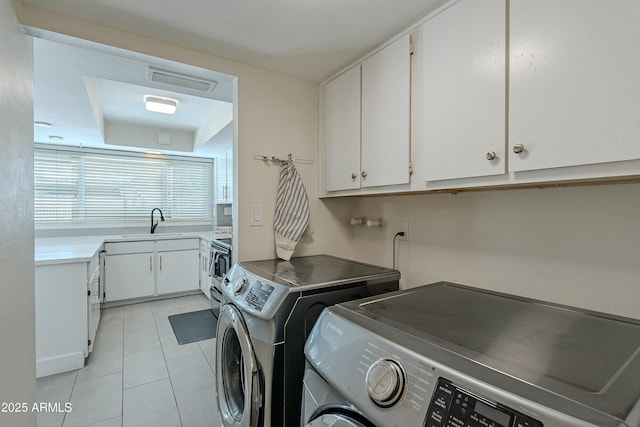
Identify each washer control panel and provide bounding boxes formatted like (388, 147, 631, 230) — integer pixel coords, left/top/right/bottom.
(425, 378, 543, 427)
(221, 264, 290, 320)
(244, 282, 275, 312)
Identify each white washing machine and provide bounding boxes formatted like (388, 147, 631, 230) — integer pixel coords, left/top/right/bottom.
(302, 282, 640, 427)
(215, 255, 399, 427)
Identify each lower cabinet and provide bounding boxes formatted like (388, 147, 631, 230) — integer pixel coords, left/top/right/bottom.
(35, 256, 97, 378)
(104, 238, 199, 303)
(199, 240, 211, 298)
(104, 252, 155, 301)
(156, 248, 199, 294)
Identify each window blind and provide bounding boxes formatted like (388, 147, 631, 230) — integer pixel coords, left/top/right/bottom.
(35, 146, 214, 225)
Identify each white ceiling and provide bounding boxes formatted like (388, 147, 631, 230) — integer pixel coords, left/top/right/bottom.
(22, 0, 450, 82)
(26, 0, 450, 158)
(32, 36, 235, 157)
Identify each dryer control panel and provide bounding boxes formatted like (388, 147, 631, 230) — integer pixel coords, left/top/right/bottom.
(426, 378, 543, 427)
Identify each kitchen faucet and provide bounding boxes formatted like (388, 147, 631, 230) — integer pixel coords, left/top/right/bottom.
(150, 208, 165, 234)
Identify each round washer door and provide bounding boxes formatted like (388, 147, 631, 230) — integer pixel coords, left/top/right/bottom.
(216, 304, 262, 427)
(305, 413, 370, 427)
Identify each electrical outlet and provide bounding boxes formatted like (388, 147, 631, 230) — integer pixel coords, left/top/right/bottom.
(397, 219, 409, 241)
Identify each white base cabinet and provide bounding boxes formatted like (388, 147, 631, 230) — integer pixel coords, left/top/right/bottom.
(35, 246, 101, 378)
(199, 239, 211, 298)
(104, 238, 199, 303)
(104, 252, 155, 301)
(156, 249, 199, 295)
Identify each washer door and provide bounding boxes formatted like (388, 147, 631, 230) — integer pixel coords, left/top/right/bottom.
(216, 304, 262, 427)
(305, 407, 375, 427)
(305, 413, 369, 427)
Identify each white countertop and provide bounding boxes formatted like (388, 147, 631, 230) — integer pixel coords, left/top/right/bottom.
(35, 232, 232, 266)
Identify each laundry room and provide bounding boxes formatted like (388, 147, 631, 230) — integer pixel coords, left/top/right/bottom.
(2, 1, 640, 427)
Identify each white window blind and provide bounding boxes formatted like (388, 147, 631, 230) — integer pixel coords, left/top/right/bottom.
(35, 147, 214, 225)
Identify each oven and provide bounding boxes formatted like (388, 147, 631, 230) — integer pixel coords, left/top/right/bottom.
(209, 238, 232, 313)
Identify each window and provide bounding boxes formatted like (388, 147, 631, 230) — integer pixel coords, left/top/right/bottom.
(34, 146, 214, 226)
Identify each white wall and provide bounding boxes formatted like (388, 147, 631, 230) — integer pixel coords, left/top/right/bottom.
(0, 0, 36, 425)
(19, 6, 355, 262)
(330, 183, 640, 320)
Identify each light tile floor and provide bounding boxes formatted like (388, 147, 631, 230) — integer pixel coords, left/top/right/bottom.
(36, 294, 221, 427)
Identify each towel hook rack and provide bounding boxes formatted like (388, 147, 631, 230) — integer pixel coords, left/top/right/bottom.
(252, 154, 313, 165)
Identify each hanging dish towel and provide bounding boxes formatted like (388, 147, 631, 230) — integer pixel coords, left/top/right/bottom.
(274, 159, 310, 260)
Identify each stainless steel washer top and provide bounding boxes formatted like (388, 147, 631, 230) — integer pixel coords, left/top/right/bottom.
(240, 254, 399, 289)
(304, 282, 640, 427)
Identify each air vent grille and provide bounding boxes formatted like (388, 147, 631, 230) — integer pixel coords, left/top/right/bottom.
(148, 67, 217, 93)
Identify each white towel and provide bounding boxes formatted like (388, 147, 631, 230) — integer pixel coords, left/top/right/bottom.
(274, 160, 310, 260)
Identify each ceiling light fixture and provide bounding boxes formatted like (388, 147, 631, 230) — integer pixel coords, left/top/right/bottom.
(34, 121, 52, 127)
(49, 135, 64, 141)
(145, 96, 178, 114)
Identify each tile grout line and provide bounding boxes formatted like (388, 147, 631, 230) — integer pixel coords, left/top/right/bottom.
(119, 307, 125, 427)
(154, 304, 185, 427)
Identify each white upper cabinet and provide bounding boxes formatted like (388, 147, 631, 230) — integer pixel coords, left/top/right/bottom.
(509, 0, 640, 172)
(323, 66, 361, 192)
(322, 34, 412, 194)
(421, 0, 506, 181)
(361, 33, 412, 188)
(216, 149, 233, 204)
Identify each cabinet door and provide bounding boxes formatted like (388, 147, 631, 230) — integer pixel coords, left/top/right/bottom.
(323, 66, 361, 191)
(361, 34, 411, 188)
(510, 0, 640, 172)
(421, 0, 506, 181)
(157, 249, 199, 294)
(216, 150, 233, 204)
(225, 150, 233, 203)
(35, 263, 88, 377)
(104, 253, 155, 302)
(199, 249, 210, 296)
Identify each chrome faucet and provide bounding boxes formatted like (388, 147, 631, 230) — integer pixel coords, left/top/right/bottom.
(150, 208, 165, 234)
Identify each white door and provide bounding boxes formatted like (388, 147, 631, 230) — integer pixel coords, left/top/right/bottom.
(361, 33, 411, 188)
(510, 0, 640, 172)
(323, 66, 361, 191)
(104, 253, 155, 302)
(421, 0, 506, 181)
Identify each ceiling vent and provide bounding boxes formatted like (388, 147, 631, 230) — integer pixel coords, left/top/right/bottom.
(148, 67, 217, 93)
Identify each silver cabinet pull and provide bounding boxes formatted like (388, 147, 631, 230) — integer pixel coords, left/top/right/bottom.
(361, 171, 367, 179)
(486, 151, 497, 161)
(513, 144, 525, 154)
(160, 255, 162, 271)
(351, 173, 357, 180)
(149, 256, 152, 271)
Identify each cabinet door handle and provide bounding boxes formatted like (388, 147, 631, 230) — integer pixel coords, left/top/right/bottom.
(351, 173, 357, 180)
(486, 151, 497, 161)
(160, 255, 162, 271)
(513, 144, 525, 154)
(149, 256, 152, 271)
(361, 171, 367, 179)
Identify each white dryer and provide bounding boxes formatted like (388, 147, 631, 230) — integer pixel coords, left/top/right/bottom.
(215, 255, 399, 427)
(303, 282, 640, 427)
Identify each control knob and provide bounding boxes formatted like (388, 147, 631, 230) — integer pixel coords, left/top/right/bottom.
(365, 359, 405, 407)
(233, 277, 249, 295)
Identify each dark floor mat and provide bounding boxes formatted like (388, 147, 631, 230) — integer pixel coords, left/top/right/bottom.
(168, 309, 218, 345)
